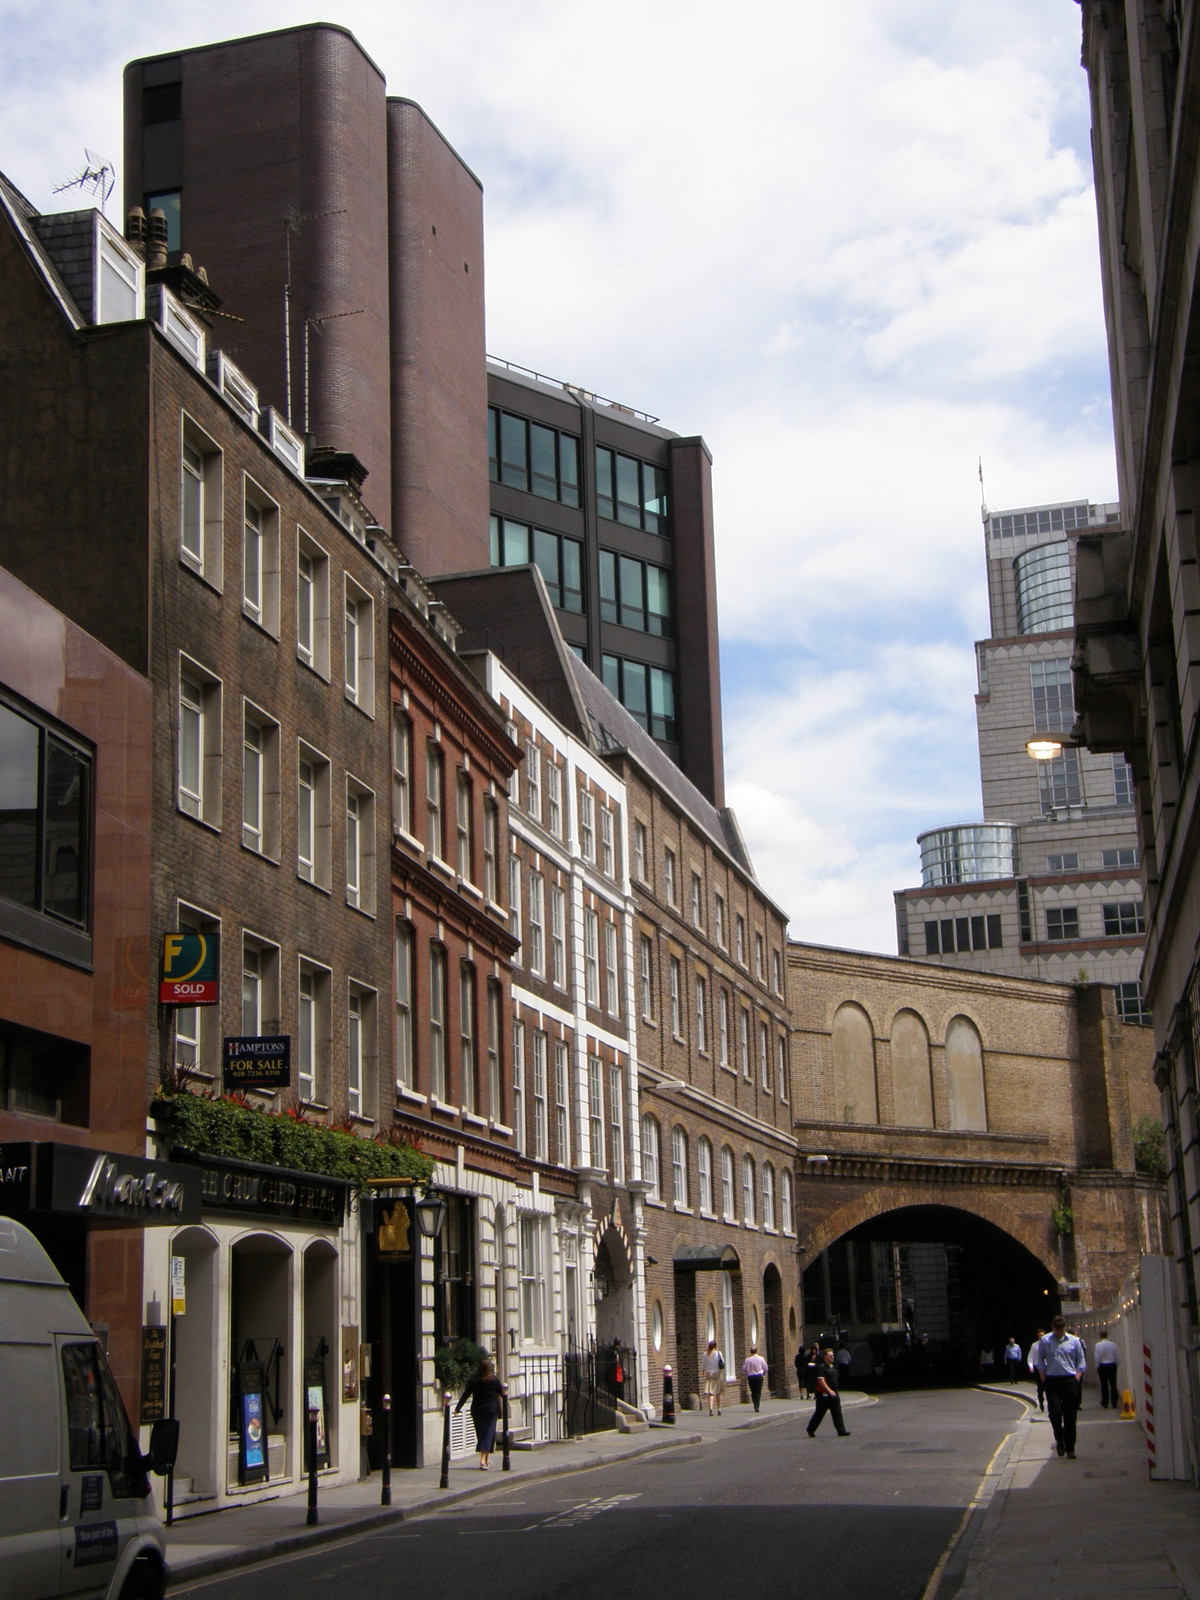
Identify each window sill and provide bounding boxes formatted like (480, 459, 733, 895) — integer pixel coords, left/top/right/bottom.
(462, 1110, 489, 1128)
(392, 824, 424, 854)
(180, 555, 222, 594)
(349, 1113, 375, 1130)
(430, 1097, 457, 1116)
(644, 1195, 666, 1209)
(457, 877, 483, 900)
(344, 690, 376, 719)
(673, 1203, 694, 1215)
(396, 1086, 427, 1106)
(297, 871, 332, 895)
(485, 898, 508, 919)
(242, 608, 280, 642)
(489, 1120, 514, 1137)
(345, 898, 377, 920)
(296, 650, 331, 683)
(718, 1061, 735, 1075)
(241, 841, 281, 865)
(428, 855, 455, 881)
(177, 804, 221, 834)
(640, 1016, 657, 1029)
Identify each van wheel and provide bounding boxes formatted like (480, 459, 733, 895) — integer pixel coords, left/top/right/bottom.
(119, 1563, 163, 1600)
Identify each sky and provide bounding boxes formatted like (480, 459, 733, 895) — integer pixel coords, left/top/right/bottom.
(0, 0, 1119, 951)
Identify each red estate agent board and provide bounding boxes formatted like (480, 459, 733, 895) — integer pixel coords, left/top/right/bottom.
(159, 931, 220, 1005)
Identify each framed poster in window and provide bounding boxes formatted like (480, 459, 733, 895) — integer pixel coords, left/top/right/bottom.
(237, 1361, 269, 1485)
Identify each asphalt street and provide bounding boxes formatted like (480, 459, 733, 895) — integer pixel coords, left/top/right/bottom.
(169, 1389, 1025, 1600)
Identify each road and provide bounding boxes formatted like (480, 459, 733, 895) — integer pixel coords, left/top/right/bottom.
(172, 1389, 1023, 1600)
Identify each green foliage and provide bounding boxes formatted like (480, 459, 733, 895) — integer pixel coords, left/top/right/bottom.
(1052, 1190, 1074, 1237)
(434, 1338, 490, 1394)
(154, 1092, 434, 1191)
(1132, 1116, 1168, 1179)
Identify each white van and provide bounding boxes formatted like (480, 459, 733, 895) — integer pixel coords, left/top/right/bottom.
(0, 1216, 177, 1600)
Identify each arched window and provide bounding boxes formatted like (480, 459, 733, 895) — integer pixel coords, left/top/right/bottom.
(672, 1125, 689, 1208)
(831, 1002, 877, 1123)
(945, 1016, 987, 1130)
(780, 1168, 794, 1235)
(721, 1146, 736, 1219)
(641, 1114, 661, 1201)
(742, 1153, 756, 1226)
(698, 1137, 714, 1213)
(890, 1009, 933, 1127)
(762, 1162, 776, 1230)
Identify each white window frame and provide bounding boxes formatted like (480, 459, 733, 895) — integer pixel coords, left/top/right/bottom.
(604, 920, 620, 1017)
(180, 417, 223, 585)
(550, 886, 567, 988)
(588, 1056, 605, 1169)
(742, 1153, 756, 1226)
(721, 1145, 736, 1220)
(600, 805, 615, 876)
(395, 922, 414, 1090)
(392, 708, 413, 838)
(609, 1064, 625, 1184)
(483, 797, 499, 903)
(780, 1168, 794, 1235)
(695, 974, 708, 1053)
(456, 769, 474, 883)
(426, 741, 444, 861)
(546, 759, 562, 837)
(634, 819, 647, 881)
(345, 777, 376, 914)
(513, 1020, 526, 1151)
(663, 847, 677, 905)
(739, 1007, 751, 1079)
(178, 657, 222, 826)
(430, 944, 448, 1103)
(346, 982, 376, 1122)
(344, 575, 375, 714)
(241, 701, 280, 858)
(669, 955, 683, 1039)
(672, 1125, 689, 1208)
(241, 933, 279, 1039)
(763, 1162, 776, 1231)
(460, 962, 478, 1114)
(296, 529, 330, 676)
(639, 934, 654, 1021)
(518, 1215, 548, 1343)
(532, 1029, 548, 1161)
(735, 914, 746, 966)
(509, 853, 522, 944)
(579, 788, 596, 862)
(759, 1019, 770, 1091)
(584, 909, 600, 1007)
(777, 1032, 789, 1100)
(642, 1114, 661, 1200)
(524, 739, 541, 821)
(487, 981, 503, 1120)
(691, 871, 704, 929)
(297, 958, 330, 1104)
(698, 1137, 713, 1214)
(528, 871, 546, 977)
(717, 989, 730, 1070)
(554, 1039, 570, 1165)
(714, 893, 726, 948)
(296, 742, 331, 890)
(242, 480, 280, 634)
(171, 903, 220, 1078)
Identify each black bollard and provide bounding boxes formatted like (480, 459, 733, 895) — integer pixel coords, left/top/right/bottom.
(380, 1393, 392, 1506)
(662, 1365, 676, 1424)
(439, 1390, 451, 1489)
(306, 1408, 319, 1526)
(501, 1386, 512, 1471)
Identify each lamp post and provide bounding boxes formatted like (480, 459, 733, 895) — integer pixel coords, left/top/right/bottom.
(413, 1190, 451, 1487)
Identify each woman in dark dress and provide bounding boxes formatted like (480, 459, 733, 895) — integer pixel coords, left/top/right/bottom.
(803, 1343, 822, 1397)
(454, 1359, 506, 1469)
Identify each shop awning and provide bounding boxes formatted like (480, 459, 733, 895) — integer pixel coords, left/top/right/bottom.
(673, 1244, 741, 1272)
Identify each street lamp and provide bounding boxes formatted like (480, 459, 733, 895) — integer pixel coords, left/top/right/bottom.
(1025, 732, 1086, 761)
(415, 1190, 448, 1240)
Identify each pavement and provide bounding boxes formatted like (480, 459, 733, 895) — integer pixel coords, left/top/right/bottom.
(929, 1385, 1200, 1600)
(163, 1391, 831, 1587)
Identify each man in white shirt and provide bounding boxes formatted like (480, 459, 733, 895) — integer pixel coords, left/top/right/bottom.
(1094, 1328, 1120, 1409)
(742, 1346, 769, 1412)
(1035, 1315, 1087, 1458)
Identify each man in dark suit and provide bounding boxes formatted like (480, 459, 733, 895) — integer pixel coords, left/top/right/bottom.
(806, 1347, 851, 1437)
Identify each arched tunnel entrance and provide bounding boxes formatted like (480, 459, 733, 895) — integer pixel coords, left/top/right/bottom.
(801, 1204, 1061, 1386)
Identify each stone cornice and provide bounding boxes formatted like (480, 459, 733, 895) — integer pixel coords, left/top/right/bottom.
(796, 1152, 1069, 1188)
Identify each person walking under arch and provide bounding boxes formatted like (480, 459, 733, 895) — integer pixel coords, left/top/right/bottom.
(806, 1347, 850, 1438)
(1035, 1315, 1087, 1459)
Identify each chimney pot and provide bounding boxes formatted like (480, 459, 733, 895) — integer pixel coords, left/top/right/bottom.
(147, 207, 169, 271)
(124, 207, 147, 259)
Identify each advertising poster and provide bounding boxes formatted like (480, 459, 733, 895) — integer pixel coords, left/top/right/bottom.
(305, 1371, 328, 1469)
(238, 1362, 268, 1484)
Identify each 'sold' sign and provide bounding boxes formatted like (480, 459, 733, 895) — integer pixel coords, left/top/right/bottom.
(159, 932, 219, 1005)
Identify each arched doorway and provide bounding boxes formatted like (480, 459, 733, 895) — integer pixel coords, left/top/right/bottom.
(762, 1263, 786, 1395)
(593, 1227, 633, 1349)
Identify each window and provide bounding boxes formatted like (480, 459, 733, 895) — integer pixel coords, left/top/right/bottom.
(1047, 853, 1079, 873)
(1113, 753, 1136, 806)
(0, 1024, 83, 1125)
(178, 659, 221, 825)
(180, 420, 222, 582)
(634, 820, 647, 881)
(772, 949, 782, 994)
(240, 935, 279, 1038)
(487, 981, 503, 1119)
(714, 894, 726, 948)
(546, 761, 562, 837)
(695, 975, 708, 1052)
(513, 1021, 526, 1151)
(672, 1126, 689, 1208)
(0, 697, 91, 944)
(491, 516, 583, 612)
(1029, 658, 1074, 732)
(584, 909, 600, 1005)
(691, 872, 704, 928)
(1045, 906, 1079, 941)
(739, 1007, 751, 1079)
(698, 1137, 713, 1213)
(1115, 980, 1151, 1025)
(509, 854, 522, 944)
(721, 1146, 736, 1219)
(524, 739, 542, 820)
(735, 915, 746, 966)
(639, 934, 654, 1020)
(604, 921, 620, 1016)
(394, 923, 414, 1089)
(1102, 846, 1139, 869)
(717, 990, 730, 1069)
(554, 1039, 571, 1164)
(459, 963, 478, 1114)
(60, 1340, 139, 1499)
(924, 914, 1004, 955)
(763, 1163, 776, 1230)
(780, 1168, 794, 1235)
(426, 742, 444, 859)
(759, 1020, 770, 1090)
(344, 578, 374, 712)
(346, 984, 375, 1121)
(296, 530, 329, 675)
(598, 550, 673, 635)
(391, 710, 412, 837)
(754, 932, 764, 982)
(594, 445, 668, 533)
(550, 887, 567, 988)
(1039, 749, 1082, 811)
(588, 1056, 605, 1168)
(600, 805, 615, 877)
(429, 945, 447, 1101)
(297, 743, 331, 888)
(241, 703, 280, 857)
(528, 872, 546, 977)
(483, 798, 499, 902)
(579, 789, 596, 862)
(242, 484, 279, 633)
(169, 906, 218, 1079)
(642, 1114, 661, 1200)
(532, 1033, 549, 1159)
(601, 655, 677, 741)
(609, 1065, 625, 1184)
(742, 1154, 755, 1226)
(96, 224, 143, 325)
(456, 771, 474, 881)
(669, 956, 683, 1038)
(518, 1215, 549, 1342)
(345, 779, 375, 912)
(663, 848, 677, 905)
(489, 408, 580, 506)
(1103, 901, 1145, 935)
(777, 1033, 789, 1100)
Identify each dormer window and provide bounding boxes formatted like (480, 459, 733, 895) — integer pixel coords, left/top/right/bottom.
(96, 221, 143, 325)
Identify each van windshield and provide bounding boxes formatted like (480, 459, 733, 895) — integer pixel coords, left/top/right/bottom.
(62, 1342, 140, 1498)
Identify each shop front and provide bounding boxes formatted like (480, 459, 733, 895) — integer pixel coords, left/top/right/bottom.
(141, 1152, 359, 1514)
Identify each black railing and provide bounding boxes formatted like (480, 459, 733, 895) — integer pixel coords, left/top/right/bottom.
(562, 1342, 638, 1436)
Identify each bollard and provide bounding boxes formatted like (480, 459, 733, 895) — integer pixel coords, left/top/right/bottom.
(306, 1408, 319, 1526)
(439, 1390, 452, 1489)
(380, 1393, 392, 1506)
(501, 1386, 512, 1471)
(662, 1365, 676, 1424)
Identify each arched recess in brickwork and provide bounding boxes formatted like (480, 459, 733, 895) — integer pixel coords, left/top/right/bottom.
(832, 1002, 877, 1123)
(890, 1009, 933, 1127)
(798, 1190, 1060, 1286)
(945, 1015, 987, 1131)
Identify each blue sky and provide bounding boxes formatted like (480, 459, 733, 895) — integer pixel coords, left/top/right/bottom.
(0, 0, 1118, 950)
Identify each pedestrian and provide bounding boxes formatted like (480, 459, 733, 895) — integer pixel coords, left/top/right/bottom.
(454, 1358, 506, 1470)
(834, 1341, 853, 1388)
(743, 1345, 768, 1412)
(979, 1344, 995, 1378)
(700, 1337, 726, 1416)
(1027, 1330, 1046, 1411)
(1094, 1328, 1120, 1409)
(806, 1347, 851, 1437)
(1004, 1336, 1022, 1384)
(1034, 1314, 1087, 1459)
(803, 1342, 821, 1396)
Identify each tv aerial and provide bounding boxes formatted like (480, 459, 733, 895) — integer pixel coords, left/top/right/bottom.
(53, 149, 116, 212)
